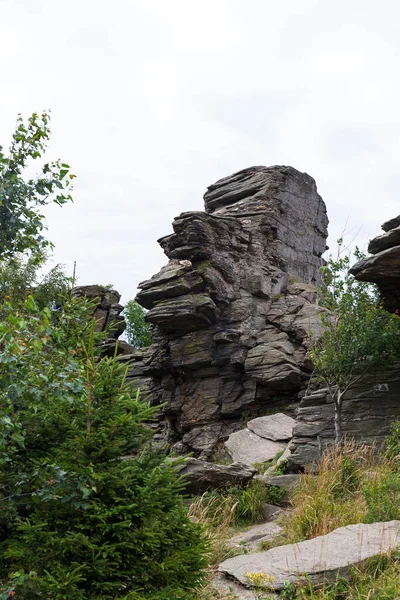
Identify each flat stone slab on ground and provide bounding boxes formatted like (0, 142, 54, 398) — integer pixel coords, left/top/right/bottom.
(227, 522, 283, 551)
(219, 520, 400, 591)
(247, 413, 295, 441)
(225, 429, 286, 466)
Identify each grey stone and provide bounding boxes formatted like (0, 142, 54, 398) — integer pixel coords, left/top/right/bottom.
(219, 521, 400, 591)
(136, 270, 205, 309)
(145, 294, 218, 332)
(225, 429, 286, 466)
(227, 522, 283, 551)
(382, 214, 400, 232)
(247, 413, 295, 441)
(368, 225, 400, 255)
(73, 285, 125, 340)
(353, 211, 400, 314)
(289, 368, 400, 470)
(179, 458, 256, 494)
(212, 573, 272, 599)
(275, 444, 291, 467)
(350, 245, 400, 284)
(256, 474, 300, 493)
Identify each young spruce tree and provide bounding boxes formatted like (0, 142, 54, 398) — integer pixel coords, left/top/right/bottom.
(0, 113, 208, 599)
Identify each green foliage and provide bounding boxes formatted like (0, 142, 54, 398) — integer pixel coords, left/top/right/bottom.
(385, 420, 400, 460)
(194, 480, 285, 529)
(0, 112, 74, 258)
(310, 241, 400, 442)
(124, 299, 152, 348)
(0, 295, 208, 598)
(0, 253, 71, 311)
(270, 554, 400, 598)
(282, 440, 400, 545)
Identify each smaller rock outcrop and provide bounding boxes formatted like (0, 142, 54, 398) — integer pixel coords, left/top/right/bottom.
(289, 367, 400, 471)
(73, 285, 125, 339)
(351, 214, 400, 312)
(218, 520, 400, 591)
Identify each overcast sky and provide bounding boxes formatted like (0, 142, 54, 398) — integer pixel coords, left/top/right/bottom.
(1, 0, 400, 303)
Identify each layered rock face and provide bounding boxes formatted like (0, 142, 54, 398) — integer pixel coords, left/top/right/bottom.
(350, 213, 400, 312)
(133, 166, 328, 457)
(289, 213, 400, 470)
(289, 367, 400, 470)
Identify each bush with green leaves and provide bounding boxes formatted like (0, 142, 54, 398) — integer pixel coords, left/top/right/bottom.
(0, 111, 208, 599)
(0, 252, 71, 312)
(0, 294, 208, 599)
(124, 299, 152, 348)
(0, 111, 74, 259)
(385, 420, 400, 461)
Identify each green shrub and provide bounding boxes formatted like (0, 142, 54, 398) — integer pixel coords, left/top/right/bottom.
(283, 440, 400, 544)
(362, 470, 400, 522)
(124, 299, 152, 348)
(192, 480, 285, 530)
(0, 295, 208, 599)
(386, 420, 400, 461)
(0, 253, 71, 311)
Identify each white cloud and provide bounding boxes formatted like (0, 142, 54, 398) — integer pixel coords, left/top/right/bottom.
(1, 0, 400, 300)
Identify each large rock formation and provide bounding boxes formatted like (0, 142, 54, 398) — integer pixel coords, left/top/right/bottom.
(132, 166, 328, 457)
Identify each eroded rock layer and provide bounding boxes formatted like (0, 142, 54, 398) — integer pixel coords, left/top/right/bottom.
(289, 367, 400, 470)
(351, 213, 400, 312)
(133, 166, 328, 457)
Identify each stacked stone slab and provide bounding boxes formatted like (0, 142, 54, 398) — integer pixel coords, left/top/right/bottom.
(350, 213, 400, 312)
(132, 166, 328, 457)
(73, 285, 125, 337)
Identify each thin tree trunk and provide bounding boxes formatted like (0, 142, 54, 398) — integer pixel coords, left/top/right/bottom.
(334, 390, 343, 446)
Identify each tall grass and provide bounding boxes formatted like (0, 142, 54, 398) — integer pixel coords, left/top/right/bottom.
(190, 480, 285, 598)
(282, 440, 400, 543)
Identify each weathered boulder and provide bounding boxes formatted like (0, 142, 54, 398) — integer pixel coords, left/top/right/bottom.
(219, 521, 400, 591)
(211, 574, 276, 600)
(225, 429, 286, 466)
(247, 413, 295, 441)
(382, 213, 400, 232)
(179, 458, 256, 494)
(133, 166, 328, 456)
